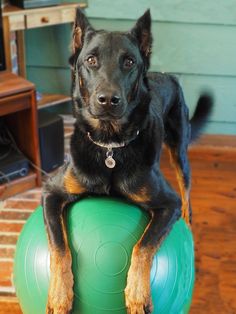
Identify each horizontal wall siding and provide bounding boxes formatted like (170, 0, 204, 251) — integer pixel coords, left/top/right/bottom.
(27, 66, 71, 95)
(152, 23, 236, 77)
(25, 1, 236, 135)
(26, 25, 72, 68)
(177, 75, 236, 123)
(85, 0, 236, 25)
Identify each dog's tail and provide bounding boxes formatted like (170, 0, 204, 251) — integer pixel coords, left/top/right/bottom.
(190, 93, 214, 142)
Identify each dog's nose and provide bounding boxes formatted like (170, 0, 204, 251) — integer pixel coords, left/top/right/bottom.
(97, 94, 121, 106)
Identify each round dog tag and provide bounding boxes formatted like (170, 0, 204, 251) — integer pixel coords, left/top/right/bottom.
(105, 156, 116, 168)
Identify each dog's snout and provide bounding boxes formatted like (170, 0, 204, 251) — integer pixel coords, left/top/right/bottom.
(97, 93, 121, 106)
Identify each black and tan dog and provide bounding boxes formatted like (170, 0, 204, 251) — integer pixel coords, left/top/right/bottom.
(43, 8, 212, 314)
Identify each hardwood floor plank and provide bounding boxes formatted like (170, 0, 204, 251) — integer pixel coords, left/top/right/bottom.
(0, 296, 22, 314)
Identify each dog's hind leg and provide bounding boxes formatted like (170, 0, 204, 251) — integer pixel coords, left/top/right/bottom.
(43, 165, 87, 314)
(166, 145, 192, 225)
(164, 84, 192, 225)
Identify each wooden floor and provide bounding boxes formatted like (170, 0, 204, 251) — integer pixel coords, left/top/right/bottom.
(0, 134, 235, 313)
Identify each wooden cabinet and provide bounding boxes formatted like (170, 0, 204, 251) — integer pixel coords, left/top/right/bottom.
(0, 72, 41, 199)
(0, 3, 86, 198)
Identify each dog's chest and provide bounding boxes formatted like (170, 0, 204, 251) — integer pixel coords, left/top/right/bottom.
(71, 125, 160, 195)
(72, 140, 145, 191)
(80, 144, 140, 173)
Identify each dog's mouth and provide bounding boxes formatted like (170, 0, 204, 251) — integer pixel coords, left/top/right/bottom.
(88, 107, 126, 121)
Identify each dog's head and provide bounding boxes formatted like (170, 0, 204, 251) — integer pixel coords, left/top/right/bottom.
(70, 9, 152, 131)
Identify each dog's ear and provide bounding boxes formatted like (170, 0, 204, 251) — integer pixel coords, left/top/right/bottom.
(72, 8, 94, 52)
(131, 10, 152, 68)
(69, 8, 94, 66)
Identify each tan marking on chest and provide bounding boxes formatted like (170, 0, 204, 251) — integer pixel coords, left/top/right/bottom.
(64, 170, 86, 195)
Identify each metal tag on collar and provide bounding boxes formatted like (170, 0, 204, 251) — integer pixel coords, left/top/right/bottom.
(105, 147, 116, 169)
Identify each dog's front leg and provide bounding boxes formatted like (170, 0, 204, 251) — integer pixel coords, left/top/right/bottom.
(122, 179, 181, 314)
(43, 167, 86, 314)
(43, 191, 74, 314)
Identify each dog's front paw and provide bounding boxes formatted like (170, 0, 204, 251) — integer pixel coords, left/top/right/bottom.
(125, 284, 153, 314)
(124, 248, 153, 314)
(46, 269, 73, 314)
(46, 287, 73, 314)
(46, 252, 74, 314)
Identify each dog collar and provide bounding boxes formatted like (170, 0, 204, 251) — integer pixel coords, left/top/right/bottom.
(87, 130, 139, 169)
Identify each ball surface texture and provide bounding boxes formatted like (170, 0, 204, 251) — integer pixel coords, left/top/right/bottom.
(14, 197, 194, 314)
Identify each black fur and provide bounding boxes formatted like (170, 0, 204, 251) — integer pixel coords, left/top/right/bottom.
(190, 93, 214, 141)
(43, 8, 213, 314)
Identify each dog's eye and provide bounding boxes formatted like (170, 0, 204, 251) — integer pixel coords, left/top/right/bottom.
(86, 55, 98, 67)
(123, 56, 135, 69)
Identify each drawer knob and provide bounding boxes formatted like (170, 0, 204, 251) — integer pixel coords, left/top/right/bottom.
(41, 17, 49, 23)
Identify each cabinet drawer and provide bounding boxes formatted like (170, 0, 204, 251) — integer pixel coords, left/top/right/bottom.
(26, 8, 75, 29)
(9, 14, 25, 31)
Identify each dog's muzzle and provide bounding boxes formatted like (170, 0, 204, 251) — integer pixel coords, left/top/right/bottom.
(89, 91, 127, 119)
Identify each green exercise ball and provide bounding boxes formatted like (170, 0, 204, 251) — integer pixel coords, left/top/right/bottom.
(13, 197, 195, 314)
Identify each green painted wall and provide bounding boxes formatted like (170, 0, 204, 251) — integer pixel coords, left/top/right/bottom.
(26, 0, 236, 135)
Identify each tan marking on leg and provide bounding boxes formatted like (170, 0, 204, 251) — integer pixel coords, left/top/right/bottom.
(125, 212, 156, 314)
(46, 216, 74, 314)
(64, 169, 86, 195)
(128, 187, 151, 204)
(167, 148, 191, 226)
(47, 249, 74, 314)
(125, 246, 153, 314)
